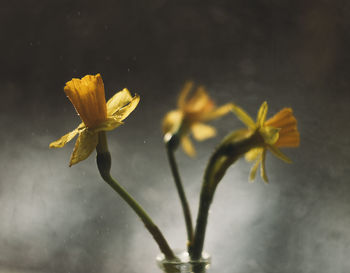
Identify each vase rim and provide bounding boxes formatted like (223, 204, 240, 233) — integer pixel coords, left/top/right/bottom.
(156, 249, 211, 264)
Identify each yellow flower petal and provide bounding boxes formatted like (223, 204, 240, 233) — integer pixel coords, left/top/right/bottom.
(267, 145, 292, 163)
(201, 103, 233, 122)
(69, 129, 98, 166)
(245, 148, 263, 162)
(260, 149, 268, 183)
(257, 101, 268, 127)
(110, 94, 140, 121)
(191, 123, 217, 141)
(181, 135, 196, 157)
(107, 88, 134, 115)
(231, 104, 256, 129)
(92, 118, 124, 133)
(49, 129, 79, 148)
(185, 86, 213, 114)
(64, 74, 107, 129)
(177, 81, 193, 109)
(49, 123, 84, 148)
(162, 110, 183, 134)
(163, 81, 232, 157)
(249, 156, 262, 182)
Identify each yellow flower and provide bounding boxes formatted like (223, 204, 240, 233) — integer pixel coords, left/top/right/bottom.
(162, 82, 232, 157)
(50, 74, 140, 166)
(232, 101, 300, 182)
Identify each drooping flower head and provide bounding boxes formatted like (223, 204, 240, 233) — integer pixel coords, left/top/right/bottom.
(162, 82, 232, 156)
(50, 74, 140, 166)
(232, 102, 300, 182)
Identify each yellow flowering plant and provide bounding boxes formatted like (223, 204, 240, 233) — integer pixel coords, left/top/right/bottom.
(50, 74, 300, 267)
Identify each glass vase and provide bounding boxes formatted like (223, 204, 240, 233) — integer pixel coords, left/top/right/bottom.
(156, 250, 211, 273)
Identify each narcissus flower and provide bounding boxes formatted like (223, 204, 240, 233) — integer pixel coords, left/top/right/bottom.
(232, 102, 299, 182)
(50, 74, 140, 166)
(162, 82, 232, 156)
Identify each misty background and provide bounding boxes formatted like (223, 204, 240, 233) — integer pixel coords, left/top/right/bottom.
(1, 0, 350, 272)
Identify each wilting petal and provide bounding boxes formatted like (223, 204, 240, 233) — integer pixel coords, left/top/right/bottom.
(185, 86, 212, 113)
(111, 94, 140, 121)
(69, 129, 98, 166)
(201, 103, 233, 122)
(177, 81, 193, 109)
(245, 148, 263, 162)
(162, 110, 183, 134)
(260, 149, 268, 182)
(267, 145, 292, 163)
(49, 128, 79, 148)
(191, 123, 216, 141)
(257, 101, 268, 127)
(249, 156, 262, 182)
(107, 88, 134, 115)
(64, 74, 107, 129)
(231, 104, 256, 130)
(181, 135, 196, 157)
(92, 118, 124, 133)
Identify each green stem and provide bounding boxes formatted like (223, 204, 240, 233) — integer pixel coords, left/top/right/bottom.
(164, 134, 194, 250)
(191, 130, 263, 260)
(190, 152, 221, 260)
(96, 132, 176, 260)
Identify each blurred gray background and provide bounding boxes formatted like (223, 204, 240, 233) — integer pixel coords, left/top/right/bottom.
(1, 0, 350, 272)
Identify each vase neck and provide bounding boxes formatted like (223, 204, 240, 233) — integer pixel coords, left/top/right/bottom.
(157, 250, 210, 273)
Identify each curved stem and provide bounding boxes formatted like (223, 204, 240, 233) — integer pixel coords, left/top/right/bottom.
(97, 132, 176, 260)
(190, 151, 221, 260)
(165, 136, 194, 249)
(191, 131, 263, 260)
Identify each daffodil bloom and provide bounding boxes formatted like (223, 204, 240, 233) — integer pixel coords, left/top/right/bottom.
(231, 102, 300, 182)
(162, 82, 232, 156)
(50, 74, 140, 166)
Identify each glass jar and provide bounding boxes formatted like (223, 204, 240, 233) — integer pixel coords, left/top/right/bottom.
(156, 250, 211, 273)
